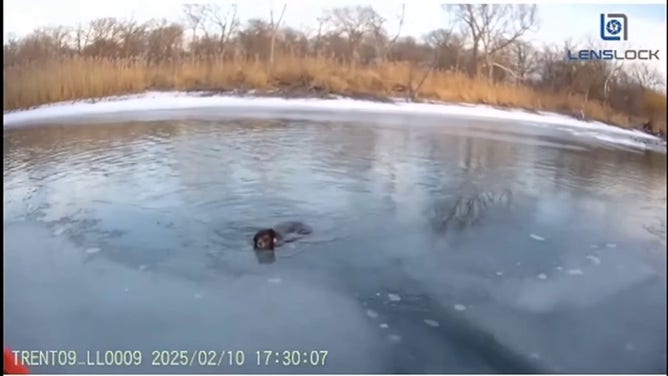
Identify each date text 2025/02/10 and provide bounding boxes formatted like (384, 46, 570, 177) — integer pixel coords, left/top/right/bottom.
(152, 350, 329, 367)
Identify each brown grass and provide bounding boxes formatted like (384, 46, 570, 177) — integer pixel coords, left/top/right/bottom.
(3, 54, 665, 131)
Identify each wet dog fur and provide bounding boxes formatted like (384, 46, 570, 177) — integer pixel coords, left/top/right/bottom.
(253, 222, 312, 251)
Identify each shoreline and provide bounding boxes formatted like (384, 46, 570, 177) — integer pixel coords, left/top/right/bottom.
(3, 90, 666, 151)
(1, 86, 590, 118)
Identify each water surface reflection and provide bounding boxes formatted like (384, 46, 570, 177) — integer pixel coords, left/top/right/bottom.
(4, 117, 666, 373)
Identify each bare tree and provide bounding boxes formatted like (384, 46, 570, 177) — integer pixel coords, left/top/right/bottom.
(631, 64, 666, 91)
(424, 28, 465, 71)
(507, 40, 539, 83)
(84, 18, 123, 57)
(237, 19, 271, 60)
(603, 61, 625, 103)
(372, 3, 405, 63)
(404, 30, 449, 101)
(323, 6, 384, 68)
(11, 26, 73, 61)
(183, 4, 209, 56)
(43, 26, 72, 51)
(117, 19, 148, 58)
(406, 47, 439, 102)
(269, 3, 287, 67)
(73, 23, 90, 53)
(312, 16, 328, 56)
(445, 4, 537, 80)
(88, 18, 120, 43)
(207, 3, 239, 57)
(146, 20, 184, 64)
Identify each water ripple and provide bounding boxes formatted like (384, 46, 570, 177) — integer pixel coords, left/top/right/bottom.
(4, 116, 666, 374)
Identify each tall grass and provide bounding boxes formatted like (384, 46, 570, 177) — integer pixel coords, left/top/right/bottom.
(3, 54, 658, 130)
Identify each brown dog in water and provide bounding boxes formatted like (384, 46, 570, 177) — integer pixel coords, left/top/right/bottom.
(253, 221, 313, 251)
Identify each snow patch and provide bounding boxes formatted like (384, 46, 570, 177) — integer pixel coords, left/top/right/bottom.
(4, 91, 664, 152)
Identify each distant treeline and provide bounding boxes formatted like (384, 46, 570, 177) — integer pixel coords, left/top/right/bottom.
(3, 4, 666, 133)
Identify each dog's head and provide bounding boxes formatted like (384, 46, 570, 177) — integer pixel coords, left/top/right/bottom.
(253, 229, 277, 250)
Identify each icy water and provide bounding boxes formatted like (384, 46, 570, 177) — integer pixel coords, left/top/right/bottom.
(4, 114, 667, 374)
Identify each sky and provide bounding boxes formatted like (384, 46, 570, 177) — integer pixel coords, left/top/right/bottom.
(3, 1, 667, 81)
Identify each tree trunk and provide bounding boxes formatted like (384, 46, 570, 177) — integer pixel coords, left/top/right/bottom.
(487, 58, 494, 82)
(469, 40, 479, 77)
(191, 29, 197, 61)
(269, 34, 276, 66)
(269, 4, 286, 70)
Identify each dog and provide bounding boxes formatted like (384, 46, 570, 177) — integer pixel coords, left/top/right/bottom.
(253, 221, 313, 251)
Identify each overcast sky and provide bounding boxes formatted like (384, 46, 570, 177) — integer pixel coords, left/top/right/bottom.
(3, 1, 666, 81)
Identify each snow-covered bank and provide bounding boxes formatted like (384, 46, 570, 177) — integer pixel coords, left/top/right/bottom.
(4, 91, 665, 151)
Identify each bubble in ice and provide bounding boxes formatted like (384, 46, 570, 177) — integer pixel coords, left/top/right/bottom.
(387, 334, 402, 344)
(454, 304, 467, 311)
(585, 255, 601, 265)
(366, 309, 379, 319)
(387, 293, 401, 302)
(529, 234, 545, 241)
(424, 319, 440, 327)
